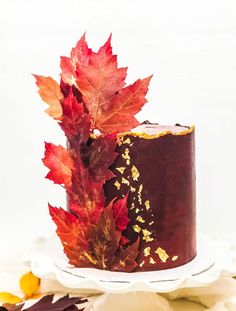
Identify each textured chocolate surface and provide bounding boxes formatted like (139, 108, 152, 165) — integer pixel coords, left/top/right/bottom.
(104, 124, 196, 271)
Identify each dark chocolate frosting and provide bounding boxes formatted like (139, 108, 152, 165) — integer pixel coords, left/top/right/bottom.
(104, 124, 196, 271)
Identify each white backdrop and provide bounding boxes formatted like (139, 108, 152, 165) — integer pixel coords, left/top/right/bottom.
(1, 0, 236, 255)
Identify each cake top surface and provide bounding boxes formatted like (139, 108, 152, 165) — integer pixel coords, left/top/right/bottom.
(132, 123, 190, 134)
(117, 123, 194, 139)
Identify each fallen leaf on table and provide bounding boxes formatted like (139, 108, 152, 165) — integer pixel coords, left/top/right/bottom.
(0, 293, 22, 304)
(19, 272, 40, 299)
(2, 294, 87, 311)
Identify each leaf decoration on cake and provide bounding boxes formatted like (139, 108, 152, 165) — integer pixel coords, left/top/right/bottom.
(3, 294, 87, 311)
(49, 203, 139, 271)
(67, 153, 105, 224)
(95, 76, 152, 133)
(60, 33, 152, 133)
(87, 205, 121, 269)
(83, 133, 118, 182)
(33, 75, 63, 120)
(59, 91, 91, 146)
(60, 32, 91, 86)
(35, 33, 151, 272)
(42, 143, 74, 187)
(111, 194, 130, 232)
(110, 238, 140, 272)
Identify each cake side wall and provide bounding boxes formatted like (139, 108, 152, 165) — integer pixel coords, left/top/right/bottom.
(104, 130, 196, 271)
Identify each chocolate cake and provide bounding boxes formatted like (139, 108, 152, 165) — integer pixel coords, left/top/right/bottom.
(104, 123, 196, 271)
(36, 33, 197, 273)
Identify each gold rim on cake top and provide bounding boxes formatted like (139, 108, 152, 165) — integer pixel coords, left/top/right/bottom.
(118, 125, 195, 140)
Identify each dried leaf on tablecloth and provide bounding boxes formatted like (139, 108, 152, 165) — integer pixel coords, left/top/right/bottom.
(0, 293, 22, 304)
(33, 75, 63, 120)
(42, 143, 74, 187)
(19, 272, 40, 299)
(3, 294, 87, 311)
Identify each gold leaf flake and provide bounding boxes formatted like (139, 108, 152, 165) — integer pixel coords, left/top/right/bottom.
(149, 221, 154, 226)
(139, 260, 145, 267)
(130, 202, 135, 210)
(114, 181, 121, 190)
(142, 229, 154, 242)
(136, 215, 145, 223)
(132, 224, 141, 233)
(122, 148, 130, 160)
(149, 257, 156, 264)
(138, 184, 143, 205)
(120, 260, 126, 267)
(144, 200, 150, 210)
(131, 165, 140, 181)
(122, 177, 130, 186)
(117, 136, 123, 146)
(144, 247, 151, 257)
(123, 138, 131, 144)
(135, 208, 140, 214)
(155, 247, 169, 263)
(116, 167, 126, 174)
(172, 255, 179, 261)
(130, 186, 136, 192)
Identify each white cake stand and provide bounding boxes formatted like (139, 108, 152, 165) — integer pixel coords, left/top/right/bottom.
(23, 233, 235, 294)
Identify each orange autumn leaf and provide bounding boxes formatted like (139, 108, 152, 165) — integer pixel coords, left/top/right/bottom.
(42, 142, 74, 187)
(33, 75, 63, 120)
(96, 76, 152, 133)
(0, 292, 22, 304)
(19, 272, 40, 298)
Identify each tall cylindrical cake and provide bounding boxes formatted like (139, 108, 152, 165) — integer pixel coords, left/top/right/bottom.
(104, 123, 196, 271)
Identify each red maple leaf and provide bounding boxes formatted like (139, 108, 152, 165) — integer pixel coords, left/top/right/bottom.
(3, 294, 87, 311)
(83, 133, 118, 183)
(96, 76, 152, 133)
(110, 238, 140, 272)
(67, 151, 105, 224)
(59, 33, 152, 133)
(75, 35, 127, 127)
(111, 194, 130, 232)
(87, 205, 121, 270)
(36, 33, 150, 271)
(49, 205, 95, 267)
(42, 143, 74, 187)
(33, 75, 63, 120)
(49, 203, 139, 271)
(59, 91, 91, 146)
(60, 33, 91, 86)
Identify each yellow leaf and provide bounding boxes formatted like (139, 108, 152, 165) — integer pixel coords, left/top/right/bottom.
(0, 292, 22, 304)
(19, 272, 40, 298)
